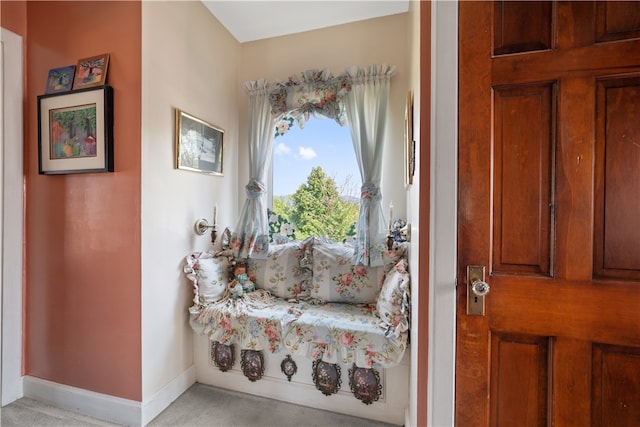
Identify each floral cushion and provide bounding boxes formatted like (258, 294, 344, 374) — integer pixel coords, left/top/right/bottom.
(184, 252, 229, 306)
(189, 299, 407, 368)
(310, 241, 384, 304)
(247, 242, 311, 300)
(376, 259, 410, 339)
(281, 302, 407, 368)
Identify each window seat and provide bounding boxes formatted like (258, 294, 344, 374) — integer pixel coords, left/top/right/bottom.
(186, 238, 409, 368)
(184, 237, 410, 419)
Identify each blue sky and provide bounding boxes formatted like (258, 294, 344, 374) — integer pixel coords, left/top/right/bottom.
(272, 117, 361, 197)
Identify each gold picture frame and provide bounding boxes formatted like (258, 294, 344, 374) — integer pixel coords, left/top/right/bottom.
(175, 109, 224, 176)
(405, 90, 415, 185)
(72, 53, 110, 90)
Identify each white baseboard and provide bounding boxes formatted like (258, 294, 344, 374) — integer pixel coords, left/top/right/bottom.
(23, 376, 142, 426)
(142, 365, 197, 425)
(23, 367, 196, 427)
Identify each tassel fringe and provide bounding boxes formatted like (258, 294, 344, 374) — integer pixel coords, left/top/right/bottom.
(196, 289, 275, 325)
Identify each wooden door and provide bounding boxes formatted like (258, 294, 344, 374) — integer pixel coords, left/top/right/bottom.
(456, 2, 640, 426)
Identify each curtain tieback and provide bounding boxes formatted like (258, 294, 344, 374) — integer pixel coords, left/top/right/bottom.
(360, 183, 381, 202)
(246, 179, 266, 199)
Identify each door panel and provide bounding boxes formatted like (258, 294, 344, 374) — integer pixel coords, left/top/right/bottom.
(489, 333, 550, 427)
(493, 83, 554, 276)
(594, 77, 640, 279)
(591, 344, 640, 426)
(457, 2, 640, 426)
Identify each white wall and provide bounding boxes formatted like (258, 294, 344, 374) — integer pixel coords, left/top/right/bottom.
(1, 27, 25, 406)
(141, 0, 241, 402)
(140, 4, 416, 418)
(238, 13, 411, 219)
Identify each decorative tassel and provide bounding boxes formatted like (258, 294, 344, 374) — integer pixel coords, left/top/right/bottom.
(196, 289, 275, 325)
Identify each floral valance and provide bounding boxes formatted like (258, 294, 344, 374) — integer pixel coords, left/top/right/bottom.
(268, 69, 353, 130)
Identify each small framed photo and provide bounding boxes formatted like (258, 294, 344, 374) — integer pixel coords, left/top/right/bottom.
(45, 65, 75, 94)
(37, 86, 114, 174)
(73, 53, 110, 90)
(404, 90, 415, 186)
(175, 109, 224, 176)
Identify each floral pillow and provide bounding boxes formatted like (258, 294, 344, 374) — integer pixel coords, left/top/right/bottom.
(184, 252, 229, 306)
(376, 258, 410, 339)
(310, 241, 385, 304)
(247, 242, 311, 300)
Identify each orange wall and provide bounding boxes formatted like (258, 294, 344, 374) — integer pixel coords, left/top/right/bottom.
(1, 1, 27, 36)
(23, 1, 142, 400)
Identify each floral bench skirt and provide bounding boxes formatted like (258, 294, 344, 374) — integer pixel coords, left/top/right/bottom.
(189, 299, 407, 369)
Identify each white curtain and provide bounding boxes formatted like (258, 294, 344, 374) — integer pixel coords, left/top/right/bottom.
(230, 80, 275, 259)
(344, 64, 396, 266)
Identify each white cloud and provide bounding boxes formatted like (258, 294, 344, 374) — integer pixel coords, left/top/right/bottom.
(275, 142, 291, 156)
(298, 146, 317, 160)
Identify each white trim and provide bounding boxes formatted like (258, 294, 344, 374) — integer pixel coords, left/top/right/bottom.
(24, 376, 142, 426)
(428, 1, 458, 426)
(23, 367, 196, 426)
(141, 365, 196, 425)
(1, 26, 25, 407)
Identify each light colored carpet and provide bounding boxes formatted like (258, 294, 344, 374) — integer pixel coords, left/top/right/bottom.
(2, 383, 399, 427)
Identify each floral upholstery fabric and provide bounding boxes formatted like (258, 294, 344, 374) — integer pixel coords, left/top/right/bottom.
(190, 301, 294, 353)
(282, 302, 406, 368)
(190, 299, 406, 368)
(310, 241, 384, 304)
(186, 241, 410, 369)
(376, 258, 410, 340)
(184, 252, 229, 306)
(247, 242, 311, 300)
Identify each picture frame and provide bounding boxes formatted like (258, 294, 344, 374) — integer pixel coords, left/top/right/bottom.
(37, 85, 114, 175)
(241, 349, 265, 382)
(175, 109, 224, 176)
(280, 354, 297, 382)
(312, 359, 342, 396)
(45, 65, 75, 94)
(404, 90, 415, 186)
(348, 364, 383, 405)
(73, 53, 110, 90)
(211, 341, 235, 372)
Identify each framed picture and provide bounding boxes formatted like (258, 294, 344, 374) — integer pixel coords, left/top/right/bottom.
(175, 109, 224, 176)
(348, 364, 383, 405)
(211, 341, 235, 372)
(280, 354, 297, 381)
(241, 349, 265, 382)
(45, 65, 75, 94)
(37, 85, 114, 174)
(312, 359, 342, 396)
(73, 53, 110, 90)
(404, 90, 415, 186)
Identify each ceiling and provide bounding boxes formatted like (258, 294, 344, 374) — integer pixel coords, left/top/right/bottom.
(202, 1, 410, 43)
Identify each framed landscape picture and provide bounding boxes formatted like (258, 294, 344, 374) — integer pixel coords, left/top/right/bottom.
(37, 85, 114, 174)
(73, 53, 110, 90)
(175, 109, 224, 176)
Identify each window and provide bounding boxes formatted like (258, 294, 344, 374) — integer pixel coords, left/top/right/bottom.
(270, 117, 361, 243)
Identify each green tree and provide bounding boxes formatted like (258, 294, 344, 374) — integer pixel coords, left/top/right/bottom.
(288, 167, 359, 241)
(272, 196, 293, 223)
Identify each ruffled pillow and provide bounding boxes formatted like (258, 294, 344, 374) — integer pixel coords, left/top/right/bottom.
(247, 241, 311, 300)
(184, 252, 229, 306)
(375, 258, 410, 339)
(310, 241, 385, 304)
